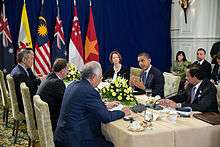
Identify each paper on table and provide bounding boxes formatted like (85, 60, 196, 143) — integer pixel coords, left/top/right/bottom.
(110, 104, 123, 111)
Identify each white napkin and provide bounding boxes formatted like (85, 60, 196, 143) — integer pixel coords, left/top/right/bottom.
(109, 104, 123, 111)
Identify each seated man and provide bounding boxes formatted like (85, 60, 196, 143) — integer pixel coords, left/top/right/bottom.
(54, 61, 130, 147)
(11, 48, 41, 113)
(159, 64, 219, 113)
(130, 52, 164, 97)
(193, 48, 212, 79)
(37, 58, 68, 132)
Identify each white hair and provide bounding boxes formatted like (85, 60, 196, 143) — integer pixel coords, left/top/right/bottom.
(81, 61, 102, 80)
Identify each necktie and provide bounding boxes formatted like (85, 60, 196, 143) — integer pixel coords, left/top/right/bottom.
(190, 86, 196, 104)
(142, 71, 148, 85)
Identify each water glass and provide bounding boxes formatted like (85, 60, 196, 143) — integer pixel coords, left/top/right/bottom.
(144, 110, 153, 122)
(145, 89, 152, 97)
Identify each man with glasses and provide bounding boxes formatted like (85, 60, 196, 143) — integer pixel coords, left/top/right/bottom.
(37, 58, 68, 132)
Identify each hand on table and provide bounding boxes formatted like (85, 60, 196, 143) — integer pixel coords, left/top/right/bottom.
(122, 107, 131, 116)
(105, 101, 120, 109)
(158, 99, 177, 109)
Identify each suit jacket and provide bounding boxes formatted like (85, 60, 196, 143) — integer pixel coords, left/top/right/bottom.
(139, 66, 164, 97)
(210, 41, 220, 64)
(193, 60, 212, 79)
(36, 72, 65, 132)
(54, 80, 125, 147)
(171, 79, 218, 112)
(11, 64, 41, 113)
(103, 65, 129, 80)
(211, 64, 220, 83)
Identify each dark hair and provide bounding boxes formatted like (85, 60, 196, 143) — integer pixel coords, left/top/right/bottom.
(197, 48, 206, 54)
(138, 52, 151, 59)
(176, 51, 187, 62)
(52, 58, 67, 72)
(215, 53, 220, 60)
(187, 63, 204, 80)
(16, 49, 34, 63)
(109, 50, 122, 64)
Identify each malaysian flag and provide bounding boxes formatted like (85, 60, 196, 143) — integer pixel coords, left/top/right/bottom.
(34, 9, 51, 75)
(68, 0, 84, 70)
(0, 1, 15, 74)
(51, 0, 66, 64)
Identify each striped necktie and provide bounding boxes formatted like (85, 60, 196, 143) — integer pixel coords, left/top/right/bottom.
(190, 86, 196, 104)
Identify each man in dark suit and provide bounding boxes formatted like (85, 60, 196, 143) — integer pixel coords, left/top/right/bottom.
(11, 49, 41, 113)
(159, 64, 218, 112)
(54, 61, 130, 147)
(37, 58, 68, 132)
(130, 52, 164, 97)
(193, 48, 212, 79)
(210, 41, 220, 64)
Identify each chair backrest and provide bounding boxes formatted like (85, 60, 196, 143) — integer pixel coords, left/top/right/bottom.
(215, 85, 220, 112)
(163, 72, 181, 98)
(20, 82, 38, 140)
(0, 70, 9, 108)
(33, 95, 54, 147)
(130, 67, 142, 78)
(6, 74, 20, 119)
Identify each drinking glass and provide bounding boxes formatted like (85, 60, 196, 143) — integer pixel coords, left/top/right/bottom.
(145, 89, 152, 97)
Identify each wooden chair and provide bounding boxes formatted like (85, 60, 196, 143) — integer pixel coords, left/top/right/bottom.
(0, 70, 10, 127)
(6, 74, 25, 144)
(20, 82, 39, 147)
(33, 95, 55, 147)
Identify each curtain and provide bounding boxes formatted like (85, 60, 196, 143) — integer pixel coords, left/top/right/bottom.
(4, 0, 172, 72)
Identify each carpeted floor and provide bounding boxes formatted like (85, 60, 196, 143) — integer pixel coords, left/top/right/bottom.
(0, 104, 29, 147)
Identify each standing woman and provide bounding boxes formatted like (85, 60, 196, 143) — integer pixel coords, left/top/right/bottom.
(171, 50, 191, 80)
(103, 51, 129, 81)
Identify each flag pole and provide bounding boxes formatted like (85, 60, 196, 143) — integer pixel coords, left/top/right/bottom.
(56, 0, 59, 17)
(2, 0, 5, 18)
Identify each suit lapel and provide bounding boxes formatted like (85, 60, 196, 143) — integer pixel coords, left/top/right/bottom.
(193, 81, 206, 103)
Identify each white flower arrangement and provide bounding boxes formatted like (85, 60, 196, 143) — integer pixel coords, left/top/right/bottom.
(64, 63, 80, 82)
(100, 77, 136, 105)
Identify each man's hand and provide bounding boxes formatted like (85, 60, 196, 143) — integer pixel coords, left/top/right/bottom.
(158, 99, 177, 108)
(129, 75, 145, 90)
(105, 101, 120, 109)
(122, 107, 131, 116)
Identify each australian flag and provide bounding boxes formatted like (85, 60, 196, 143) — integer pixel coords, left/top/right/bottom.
(51, 16, 66, 64)
(0, 2, 15, 74)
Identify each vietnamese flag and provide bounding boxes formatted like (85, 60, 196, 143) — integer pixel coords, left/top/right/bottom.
(84, 2, 99, 63)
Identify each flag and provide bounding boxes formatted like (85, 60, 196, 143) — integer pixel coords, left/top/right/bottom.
(34, 12, 51, 75)
(18, 2, 32, 50)
(51, 16, 66, 64)
(0, 2, 15, 74)
(68, 5, 84, 70)
(84, 4, 99, 63)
